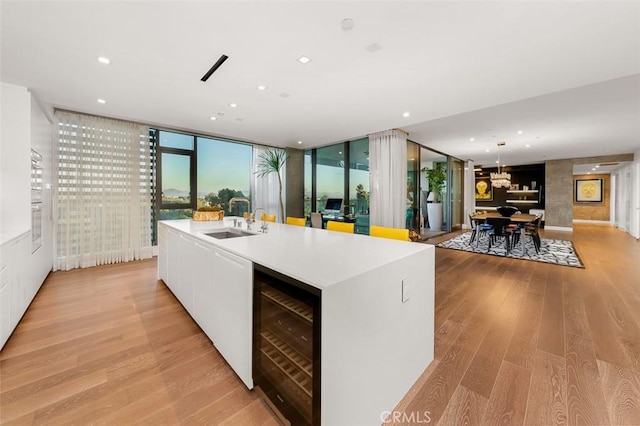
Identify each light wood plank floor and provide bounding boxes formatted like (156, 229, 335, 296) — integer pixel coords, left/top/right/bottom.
(1, 224, 639, 425)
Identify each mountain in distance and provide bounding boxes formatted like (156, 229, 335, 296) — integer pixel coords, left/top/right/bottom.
(163, 188, 189, 198)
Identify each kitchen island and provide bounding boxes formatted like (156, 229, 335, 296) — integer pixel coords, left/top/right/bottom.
(158, 218, 434, 426)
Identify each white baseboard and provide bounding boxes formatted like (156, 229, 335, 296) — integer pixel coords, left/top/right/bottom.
(573, 219, 612, 225)
(544, 225, 573, 232)
(153, 245, 158, 256)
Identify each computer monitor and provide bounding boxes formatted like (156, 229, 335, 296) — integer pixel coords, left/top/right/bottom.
(323, 198, 342, 214)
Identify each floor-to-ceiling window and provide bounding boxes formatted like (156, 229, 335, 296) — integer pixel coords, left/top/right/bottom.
(197, 136, 252, 217)
(316, 143, 346, 212)
(407, 141, 420, 231)
(349, 138, 370, 234)
(155, 128, 255, 234)
(304, 150, 312, 217)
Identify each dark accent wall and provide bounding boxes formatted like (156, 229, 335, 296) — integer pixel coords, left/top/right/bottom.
(475, 163, 545, 213)
(285, 147, 304, 217)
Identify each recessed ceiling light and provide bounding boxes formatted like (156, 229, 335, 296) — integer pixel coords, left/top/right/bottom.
(257, 85, 267, 91)
(97, 98, 106, 104)
(470, 137, 475, 142)
(341, 18, 354, 30)
(229, 103, 238, 108)
(402, 112, 410, 118)
(297, 141, 302, 145)
(486, 149, 490, 153)
(97, 56, 110, 65)
(525, 144, 530, 148)
(517, 130, 523, 135)
(495, 160, 499, 164)
(592, 168, 596, 171)
(595, 165, 600, 168)
(210, 116, 217, 120)
(297, 56, 311, 64)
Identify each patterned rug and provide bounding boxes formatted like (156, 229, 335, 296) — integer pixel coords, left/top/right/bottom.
(436, 232, 584, 268)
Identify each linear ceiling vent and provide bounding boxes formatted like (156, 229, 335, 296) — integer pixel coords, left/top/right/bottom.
(599, 162, 620, 167)
(201, 54, 229, 82)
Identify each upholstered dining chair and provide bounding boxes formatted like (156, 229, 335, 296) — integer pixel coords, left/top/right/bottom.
(485, 217, 512, 254)
(327, 220, 354, 233)
(468, 214, 492, 245)
(310, 212, 323, 229)
(369, 225, 410, 241)
(286, 216, 306, 227)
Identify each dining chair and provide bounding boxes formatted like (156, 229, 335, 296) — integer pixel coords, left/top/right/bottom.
(468, 214, 492, 245)
(310, 212, 323, 229)
(286, 216, 306, 227)
(512, 215, 542, 253)
(260, 213, 276, 222)
(327, 220, 354, 233)
(485, 217, 512, 254)
(369, 225, 410, 241)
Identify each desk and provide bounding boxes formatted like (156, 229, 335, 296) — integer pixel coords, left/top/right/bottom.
(472, 212, 537, 252)
(321, 214, 356, 228)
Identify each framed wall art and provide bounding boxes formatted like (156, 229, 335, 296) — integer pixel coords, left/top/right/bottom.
(575, 178, 603, 202)
(475, 178, 493, 201)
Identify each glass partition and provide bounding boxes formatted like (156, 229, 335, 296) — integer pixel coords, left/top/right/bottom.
(349, 138, 370, 234)
(316, 143, 345, 212)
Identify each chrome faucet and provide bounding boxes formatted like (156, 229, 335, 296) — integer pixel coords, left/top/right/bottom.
(229, 197, 250, 217)
(246, 207, 264, 231)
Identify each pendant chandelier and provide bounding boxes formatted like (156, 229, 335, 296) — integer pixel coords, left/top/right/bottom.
(490, 141, 511, 188)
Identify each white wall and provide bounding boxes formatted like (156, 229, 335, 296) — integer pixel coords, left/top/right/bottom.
(30, 96, 54, 285)
(613, 150, 640, 238)
(0, 83, 31, 234)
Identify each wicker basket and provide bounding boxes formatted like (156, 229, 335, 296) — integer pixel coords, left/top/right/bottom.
(193, 211, 224, 221)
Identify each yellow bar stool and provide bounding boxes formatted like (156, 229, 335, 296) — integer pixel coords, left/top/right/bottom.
(370, 225, 409, 241)
(260, 213, 276, 222)
(286, 216, 306, 227)
(327, 221, 354, 233)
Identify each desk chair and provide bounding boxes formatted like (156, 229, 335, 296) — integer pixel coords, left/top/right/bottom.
(327, 220, 354, 233)
(260, 213, 276, 222)
(310, 212, 323, 229)
(369, 225, 409, 241)
(286, 216, 306, 227)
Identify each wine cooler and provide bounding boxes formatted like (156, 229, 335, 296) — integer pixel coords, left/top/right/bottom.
(253, 264, 321, 426)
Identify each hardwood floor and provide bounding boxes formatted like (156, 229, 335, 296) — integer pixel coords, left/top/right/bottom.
(1, 224, 638, 425)
(395, 224, 640, 426)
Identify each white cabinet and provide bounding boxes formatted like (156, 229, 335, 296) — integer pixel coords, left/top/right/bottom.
(178, 234, 196, 314)
(209, 246, 253, 388)
(1, 231, 32, 350)
(157, 223, 168, 281)
(191, 240, 214, 335)
(166, 228, 181, 296)
(156, 224, 253, 389)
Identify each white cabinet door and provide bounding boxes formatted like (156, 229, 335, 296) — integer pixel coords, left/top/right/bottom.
(166, 228, 180, 296)
(210, 247, 253, 389)
(12, 233, 31, 328)
(157, 223, 168, 281)
(0, 264, 11, 349)
(178, 234, 196, 314)
(192, 240, 214, 334)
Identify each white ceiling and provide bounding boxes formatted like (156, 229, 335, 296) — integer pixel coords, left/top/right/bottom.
(2, 1, 639, 171)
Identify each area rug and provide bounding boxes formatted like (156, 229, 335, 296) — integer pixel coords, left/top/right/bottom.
(436, 232, 584, 268)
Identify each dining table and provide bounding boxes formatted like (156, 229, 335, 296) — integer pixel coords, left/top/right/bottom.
(472, 212, 538, 252)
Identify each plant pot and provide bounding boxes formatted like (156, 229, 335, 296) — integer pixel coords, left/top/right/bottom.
(427, 202, 442, 231)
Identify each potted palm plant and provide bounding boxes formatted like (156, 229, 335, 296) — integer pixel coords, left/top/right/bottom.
(255, 148, 288, 223)
(421, 163, 446, 230)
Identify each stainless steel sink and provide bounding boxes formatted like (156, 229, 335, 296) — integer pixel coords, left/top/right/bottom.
(204, 228, 257, 239)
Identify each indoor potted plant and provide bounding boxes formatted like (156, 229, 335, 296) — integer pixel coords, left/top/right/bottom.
(421, 163, 446, 231)
(255, 148, 288, 223)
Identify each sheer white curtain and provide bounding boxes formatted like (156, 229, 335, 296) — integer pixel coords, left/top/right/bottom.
(53, 111, 152, 271)
(251, 145, 286, 222)
(368, 129, 407, 228)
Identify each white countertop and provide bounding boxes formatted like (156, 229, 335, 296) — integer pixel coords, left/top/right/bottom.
(160, 218, 433, 290)
(0, 229, 30, 247)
